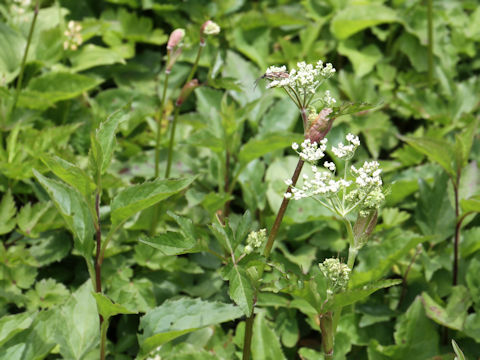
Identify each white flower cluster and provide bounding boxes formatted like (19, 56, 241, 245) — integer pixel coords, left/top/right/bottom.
(265, 61, 336, 96)
(284, 164, 352, 200)
(319, 258, 351, 294)
(331, 133, 360, 160)
(244, 229, 267, 254)
(351, 161, 382, 187)
(323, 90, 336, 107)
(346, 161, 384, 216)
(203, 21, 221, 35)
(292, 139, 327, 163)
(63, 21, 83, 51)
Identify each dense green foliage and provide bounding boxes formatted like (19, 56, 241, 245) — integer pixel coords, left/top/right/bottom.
(1, 0, 480, 359)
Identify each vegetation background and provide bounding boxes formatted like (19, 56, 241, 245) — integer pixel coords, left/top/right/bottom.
(0, 0, 479, 359)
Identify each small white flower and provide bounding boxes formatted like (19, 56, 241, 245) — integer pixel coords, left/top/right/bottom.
(292, 142, 299, 150)
(324, 161, 336, 172)
(285, 179, 293, 186)
(63, 20, 83, 51)
(331, 133, 360, 160)
(203, 21, 220, 35)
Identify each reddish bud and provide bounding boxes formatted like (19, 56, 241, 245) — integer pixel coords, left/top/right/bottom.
(307, 108, 334, 143)
(176, 79, 199, 107)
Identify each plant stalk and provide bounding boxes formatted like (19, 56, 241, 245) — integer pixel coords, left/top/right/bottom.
(10, 0, 40, 117)
(320, 312, 334, 359)
(427, 0, 434, 88)
(154, 70, 170, 178)
(100, 319, 108, 360)
(165, 106, 180, 178)
(242, 314, 254, 360)
(453, 179, 460, 286)
(163, 42, 203, 179)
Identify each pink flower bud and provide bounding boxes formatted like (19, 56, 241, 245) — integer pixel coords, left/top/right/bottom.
(167, 28, 185, 50)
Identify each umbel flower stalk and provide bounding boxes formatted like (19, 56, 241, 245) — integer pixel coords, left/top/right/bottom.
(242, 60, 337, 360)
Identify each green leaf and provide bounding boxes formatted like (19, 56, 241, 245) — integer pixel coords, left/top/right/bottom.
(69, 44, 126, 72)
(326, 279, 401, 312)
(400, 135, 457, 179)
(139, 232, 196, 256)
(421, 286, 471, 331)
(96, 106, 130, 174)
(227, 265, 254, 316)
(390, 298, 439, 358)
(331, 4, 398, 40)
(415, 173, 456, 242)
(238, 132, 302, 168)
(210, 220, 237, 254)
(25, 278, 69, 310)
(110, 177, 195, 227)
(138, 297, 243, 357)
(452, 340, 466, 360)
(466, 258, 480, 306)
(461, 194, 480, 213)
(252, 311, 286, 360)
(16, 202, 53, 238)
(18, 72, 103, 110)
(338, 40, 382, 77)
(54, 282, 99, 360)
(41, 154, 96, 199)
(33, 170, 95, 259)
(0, 22, 25, 84)
(0, 312, 33, 348)
(92, 292, 136, 321)
(0, 190, 16, 235)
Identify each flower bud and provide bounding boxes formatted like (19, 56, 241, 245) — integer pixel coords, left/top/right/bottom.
(319, 258, 350, 294)
(167, 28, 185, 50)
(353, 210, 378, 248)
(175, 79, 199, 107)
(201, 20, 221, 36)
(307, 108, 334, 143)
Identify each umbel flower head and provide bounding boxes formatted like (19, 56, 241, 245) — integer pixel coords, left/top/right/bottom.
(285, 134, 385, 218)
(201, 20, 221, 36)
(319, 258, 350, 295)
(63, 21, 83, 51)
(263, 61, 336, 109)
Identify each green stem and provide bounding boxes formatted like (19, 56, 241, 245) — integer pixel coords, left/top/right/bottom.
(165, 106, 180, 178)
(427, 0, 434, 88)
(10, 0, 40, 117)
(154, 69, 170, 178)
(100, 319, 108, 360)
(186, 43, 204, 84)
(242, 314, 255, 360)
(320, 312, 334, 359)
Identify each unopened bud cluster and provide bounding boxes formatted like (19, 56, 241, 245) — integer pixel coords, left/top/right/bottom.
(244, 229, 267, 254)
(319, 258, 350, 295)
(63, 21, 83, 51)
(201, 20, 221, 35)
(11, 0, 31, 18)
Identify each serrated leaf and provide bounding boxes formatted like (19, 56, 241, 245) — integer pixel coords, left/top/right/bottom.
(421, 286, 471, 331)
(54, 282, 99, 360)
(16, 202, 52, 238)
(33, 170, 95, 259)
(96, 106, 130, 174)
(0, 190, 16, 235)
(69, 44, 126, 72)
(41, 154, 96, 199)
(110, 177, 195, 227)
(400, 135, 457, 179)
(238, 132, 303, 168)
(252, 311, 286, 360)
(228, 265, 254, 316)
(25, 278, 69, 309)
(139, 232, 196, 256)
(210, 220, 237, 254)
(92, 292, 136, 321)
(138, 297, 243, 357)
(326, 279, 401, 312)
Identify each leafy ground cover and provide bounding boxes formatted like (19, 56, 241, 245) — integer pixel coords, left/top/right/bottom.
(1, 0, 480, 359)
